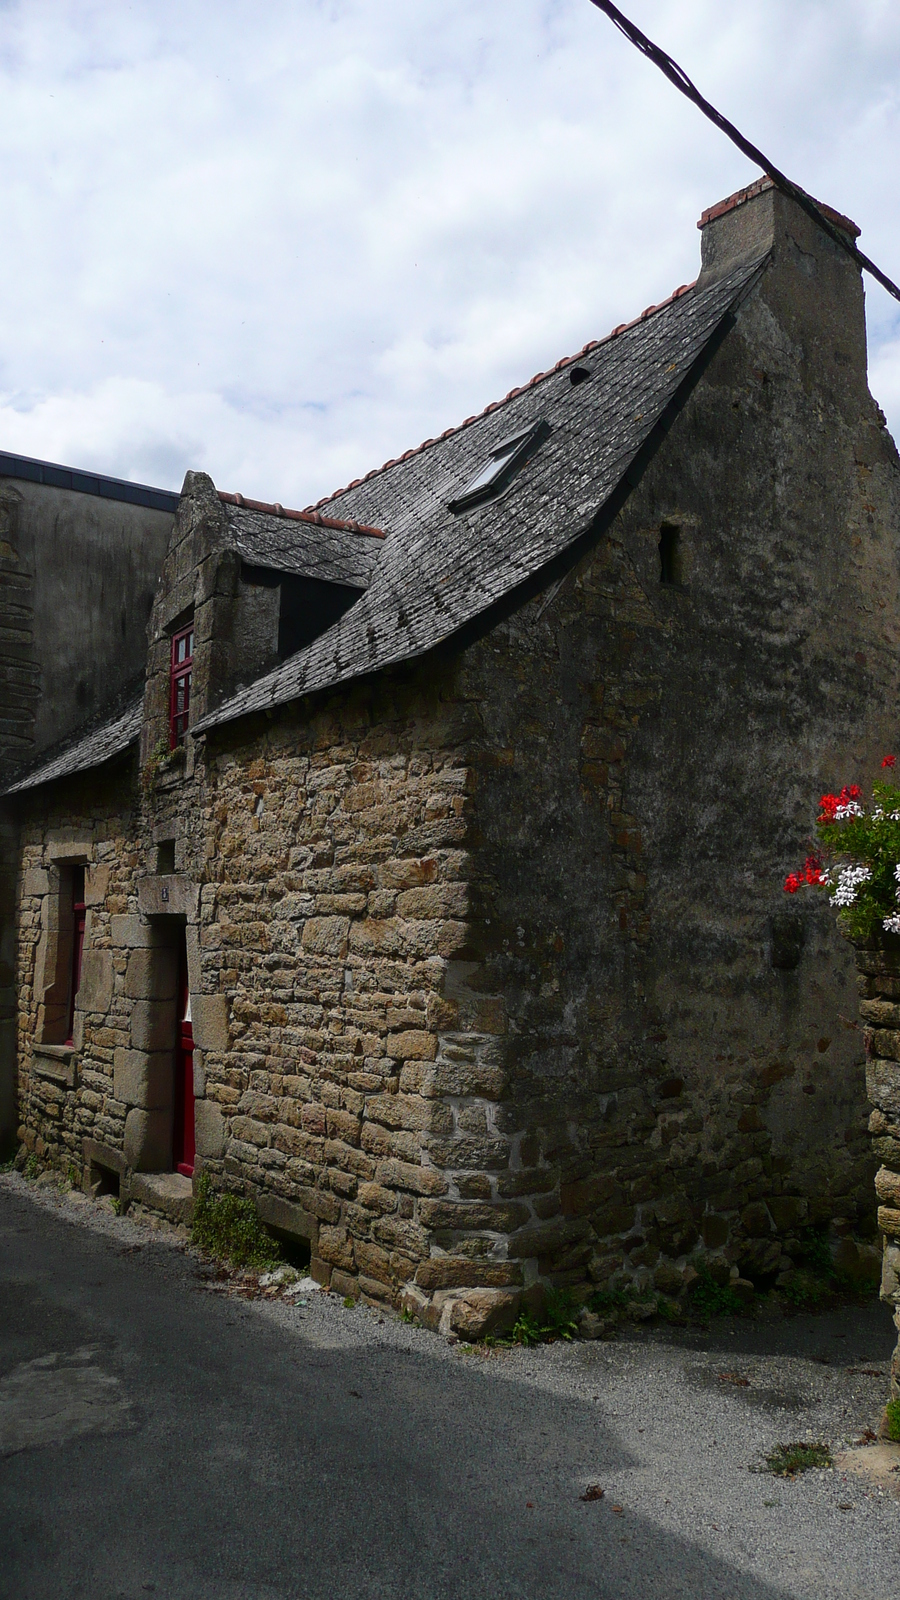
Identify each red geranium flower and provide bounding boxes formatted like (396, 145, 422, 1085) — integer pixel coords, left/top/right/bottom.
(883, 755, 896, 769)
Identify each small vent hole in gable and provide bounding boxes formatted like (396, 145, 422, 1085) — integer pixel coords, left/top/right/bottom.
(659, 524, 683, 586)
(569, 366, 592, 386)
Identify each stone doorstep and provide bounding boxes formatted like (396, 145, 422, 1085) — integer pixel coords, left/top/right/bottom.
(128, 1171, 194, 1225)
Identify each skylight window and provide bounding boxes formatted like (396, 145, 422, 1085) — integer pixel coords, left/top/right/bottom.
(448, 420, 549, 513)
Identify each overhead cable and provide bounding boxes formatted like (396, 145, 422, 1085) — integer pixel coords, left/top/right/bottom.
(587, 0, 900, 305)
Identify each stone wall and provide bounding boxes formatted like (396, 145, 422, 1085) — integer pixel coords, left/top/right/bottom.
(9, 601, 893, 1336)
(16, 676, 529, 1330)
(857, 944, 900, 1409)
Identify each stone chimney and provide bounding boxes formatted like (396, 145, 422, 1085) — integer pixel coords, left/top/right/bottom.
(696, 174, 868, 401)
(696, 174, 860, 282)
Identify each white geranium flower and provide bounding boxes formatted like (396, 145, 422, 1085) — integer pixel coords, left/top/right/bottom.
(831, 865, 872, 907)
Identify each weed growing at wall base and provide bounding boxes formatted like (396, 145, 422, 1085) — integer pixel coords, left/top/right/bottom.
(689, 1266, 746, 1318)
(191, 1172, 282, 1271)
(486, 1289, 581, 1347)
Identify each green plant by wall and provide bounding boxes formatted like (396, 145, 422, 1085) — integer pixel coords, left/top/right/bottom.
(486, 1289, 581, 1348)
(885, 1398, 900, 1443)
(588, 1286, 632, 1319)
(140, 739, 170, 794)
(191, 1172, 282, 1271)
(796, 1228, 834, 1278)
(542, 1288, 580, 1340)
(689, 1265, 745, 1318)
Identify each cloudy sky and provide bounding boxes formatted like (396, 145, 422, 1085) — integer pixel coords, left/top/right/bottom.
(0, 0, 898, 507)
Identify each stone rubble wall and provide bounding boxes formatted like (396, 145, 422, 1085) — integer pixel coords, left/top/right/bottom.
(857, 945, 900, 1406)
(16, 684, 543, 1335)
(12, 641, 885, 1342)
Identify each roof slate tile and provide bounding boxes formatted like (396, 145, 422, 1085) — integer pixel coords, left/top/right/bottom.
(7, 252, 767, 795)
(196, 256, 765, 735)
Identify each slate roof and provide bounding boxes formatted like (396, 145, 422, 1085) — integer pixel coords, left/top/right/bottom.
(194, 253, 766, 735)
(222, 501, 381, 590)
(6, 250, 767, 797)
(5, 692, 143, 795)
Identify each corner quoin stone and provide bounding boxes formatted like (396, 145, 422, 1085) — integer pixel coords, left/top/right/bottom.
(75, 948, 113, 1014)
(125, 948, 178, 1002)
(123, 1106, 174, 1172)
(190, 994, 230, 1053)
(114, 1049, 173, 1110)
(193, 1098, 225, 1159)
(130, 999, 178, 1053)
(444, 1288, 521, 1339)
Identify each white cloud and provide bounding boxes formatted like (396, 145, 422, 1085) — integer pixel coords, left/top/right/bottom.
(0, 0, 898, 504)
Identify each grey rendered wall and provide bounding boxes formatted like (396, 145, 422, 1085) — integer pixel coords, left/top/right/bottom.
(0, 477, 173, 1154)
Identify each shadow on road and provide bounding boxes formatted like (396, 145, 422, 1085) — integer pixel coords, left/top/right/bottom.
(0, 1186, 825, 1600)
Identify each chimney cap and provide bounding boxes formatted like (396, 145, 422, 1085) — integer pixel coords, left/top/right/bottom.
(698, 175, 860, 240)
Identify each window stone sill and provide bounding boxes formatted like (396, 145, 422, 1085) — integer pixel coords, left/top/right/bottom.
(153, 764, 186, 790)
(32, 1044, 78, 1088)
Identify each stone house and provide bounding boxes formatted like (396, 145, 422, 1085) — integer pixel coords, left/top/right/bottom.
(7, 177, 900, 1333)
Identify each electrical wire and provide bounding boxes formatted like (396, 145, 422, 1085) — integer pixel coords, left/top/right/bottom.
(587, 0, 900, 305)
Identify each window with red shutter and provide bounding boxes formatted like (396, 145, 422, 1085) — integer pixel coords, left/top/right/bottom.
(169, 622, 194, 748)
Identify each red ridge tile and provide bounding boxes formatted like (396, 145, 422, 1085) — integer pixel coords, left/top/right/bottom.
(217, 490, 384, 539)
(304, 277, 701, 512)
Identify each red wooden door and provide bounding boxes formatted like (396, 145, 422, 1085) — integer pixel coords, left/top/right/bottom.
(65, 867, 86, 1046)
(173, 956, 195, 1178)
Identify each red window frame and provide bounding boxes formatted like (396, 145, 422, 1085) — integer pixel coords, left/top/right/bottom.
(169, 622, 194, 749)
(65, 866, 86, 1046)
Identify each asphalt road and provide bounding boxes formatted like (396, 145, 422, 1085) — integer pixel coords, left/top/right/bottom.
(1, 1174, 899, 1600)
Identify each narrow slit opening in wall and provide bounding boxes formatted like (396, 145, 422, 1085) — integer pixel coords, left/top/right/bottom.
(659, 524, 682, 586)
(156, 840, 176, 874)
(263, 1226, 312, 1271)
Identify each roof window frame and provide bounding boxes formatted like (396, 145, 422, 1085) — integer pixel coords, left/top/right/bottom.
(448, 419, 550, 514)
